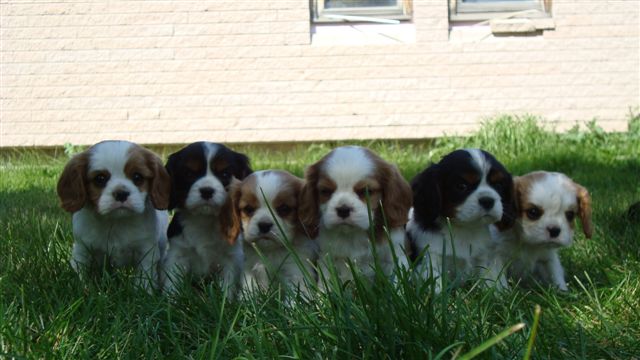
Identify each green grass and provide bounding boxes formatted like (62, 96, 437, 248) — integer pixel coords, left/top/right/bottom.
(1, 115, 639, 359)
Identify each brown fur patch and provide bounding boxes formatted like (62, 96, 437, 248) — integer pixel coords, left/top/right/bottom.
(462, 171, 480, 185)
(573, 181, 593, 238)
(57, 150, 91, 212)
(298, 161, 323, 239)
(221, 178, 242, 245)
(85, 169, 109, 209)
(127, 145, 171, 210)
(367, 149, 413, 237)
(488, 170, 505, 184)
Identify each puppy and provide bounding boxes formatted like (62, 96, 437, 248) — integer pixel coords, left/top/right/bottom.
(232, 170, 317, 296)
(406, 149, 515, 292)
(492, 171, 593, 291)
(299, 146, 412, 285)
(161, 142, 252, 295)
(56, 140, 170, 290)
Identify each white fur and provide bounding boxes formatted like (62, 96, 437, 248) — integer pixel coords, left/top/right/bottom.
(69, 141, 167, 291)
(407, 212, 506, 293)
(316, 226, 407, 287)
(492, 172, 581, 291)
(162, 213, 242, 294)
(240, 171, 317, 297)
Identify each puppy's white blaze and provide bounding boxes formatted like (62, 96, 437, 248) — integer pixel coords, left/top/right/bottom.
(90, 141, 147, 215)
(465, 148, 490, 175)
(203, 142, 221, 173)
(88, 141, 133, 174)
(255, 171, 283, 203)
(325, 147, 374, 188)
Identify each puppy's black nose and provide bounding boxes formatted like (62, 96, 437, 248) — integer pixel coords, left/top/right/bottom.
(113, 190, 130, 202)
(548, 227, 561, 238)
(478, 197, 495, 210)
(336, 205, 352, 219)
(258, 222, 273, 234)
(199, 187, 215, 200)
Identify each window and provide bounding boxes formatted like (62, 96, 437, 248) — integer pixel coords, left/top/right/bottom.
(311, 0, 412, 23)
(450, 0, 551, 22)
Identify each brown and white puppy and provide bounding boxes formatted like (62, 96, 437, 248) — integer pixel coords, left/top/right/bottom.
(233, 170, 317, 296)
(57, 140, 170, 290)
(299, 146, 412, 285)
(492, 171, 593, 291)
(407, 149, 515, 292)
(161, 142, 251, 295)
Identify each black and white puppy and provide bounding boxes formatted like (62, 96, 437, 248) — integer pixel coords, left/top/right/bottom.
(406, 149, 515, 292)
(161, 142, 252, 294)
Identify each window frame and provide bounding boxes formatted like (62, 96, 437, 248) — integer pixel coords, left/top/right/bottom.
(311, 0, 413, 23)
(450, 0, 550, 22)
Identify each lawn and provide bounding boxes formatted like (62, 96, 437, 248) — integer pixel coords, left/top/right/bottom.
(1, 116, 639, 359)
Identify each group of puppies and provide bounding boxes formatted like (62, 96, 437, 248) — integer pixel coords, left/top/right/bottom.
(56, 140, 592, 297)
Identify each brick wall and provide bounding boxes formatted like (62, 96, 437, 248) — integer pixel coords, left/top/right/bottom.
(1, 0, 638, 147)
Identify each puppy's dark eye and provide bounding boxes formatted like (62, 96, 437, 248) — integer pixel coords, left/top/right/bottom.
(219, 169, 231, 179)
(526, 207, 542, 220)
(132, 172, 144, 186)
(93, 174, 109, 188)
(184, 169, 196, 179)
(276, 204, 292, 216)
(243, 206, 255, 216)
(355, 187, 368, 198)
(565, 211, 576, 222)
(319, 187, 333, 197)
(455, 181, 468, 192)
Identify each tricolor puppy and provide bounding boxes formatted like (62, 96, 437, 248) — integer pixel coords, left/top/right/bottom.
(56, 140, 170, 290)
(232, 170, 317, 296)
(299, 146, 412, 285)
(161, 142, 252, 294)
(492, 171, 592, 291)
(406, 149, 515, 292)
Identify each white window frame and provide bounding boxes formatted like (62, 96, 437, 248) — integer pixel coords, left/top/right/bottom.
(311, 0, 412, 23)
(450, 0, 550, 22)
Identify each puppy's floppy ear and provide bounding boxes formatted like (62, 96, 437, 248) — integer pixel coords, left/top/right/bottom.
(230, 151, 253, 180)
(220, 179, 242, 245)
(143, 148, 170, 210)
(573, 181, 593, 239)
(57, 150, 90, 213)
(410, 164, 441, 230)
(380, 163, 412, 229)
(494, 172, 517, 231)
(230, 180, 243, 231)
(298, 163, 321, 239)
(164, 152, 179, 210)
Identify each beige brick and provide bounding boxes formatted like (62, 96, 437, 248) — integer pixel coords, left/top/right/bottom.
(1, 0, 637, 147)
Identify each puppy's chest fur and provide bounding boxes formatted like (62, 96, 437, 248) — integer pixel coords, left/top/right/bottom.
(73, 205, 162, 267)
(168, 213, 240, 276)
(409, 219, 495, 273)
(491, 227, 559, 277)
(242, 239, 316, 289)
(317, 227, 405, 281)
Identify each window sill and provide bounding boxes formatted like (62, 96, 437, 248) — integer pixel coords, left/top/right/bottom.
(311, 22, 416, 46)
